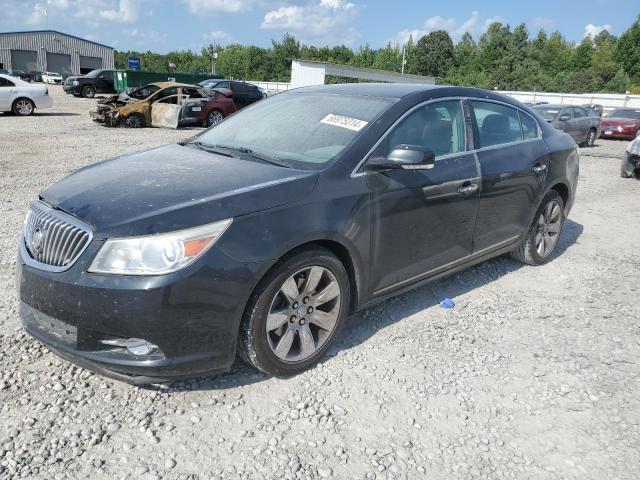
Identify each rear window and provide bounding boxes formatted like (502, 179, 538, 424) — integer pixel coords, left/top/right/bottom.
(472, 101, 523, 148)
(606, 109, 640, 119)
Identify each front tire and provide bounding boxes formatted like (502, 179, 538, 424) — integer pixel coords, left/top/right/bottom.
(81, 85, 95, 98)
(238, 247, 350, 376)
(123, 113, 145, 128)
(511, 190, 565, 265)
(12, 98, 35, 116)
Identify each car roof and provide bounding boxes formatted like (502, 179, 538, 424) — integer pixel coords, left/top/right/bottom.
(150, 82, 200, 89)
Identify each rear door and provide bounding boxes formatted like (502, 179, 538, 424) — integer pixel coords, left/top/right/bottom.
(470, 100, 549, 252)
(366, 99, 480, 294)
(0, 77, 16, 110)
(95, 71, 114, 93)
(230, 82, 247, 108)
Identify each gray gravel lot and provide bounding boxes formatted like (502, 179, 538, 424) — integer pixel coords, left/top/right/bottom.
(1, 86, 639, 480)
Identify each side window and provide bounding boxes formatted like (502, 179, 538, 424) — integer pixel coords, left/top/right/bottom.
(519, 111, 539, 140)
(0, 77, 15, 87)
(560, 108, 573, 120)
(573, 107, 585, 118)
(181, 88, 202, 99)
(472, 101, 523, 148)
(216, 81, 230, 89)
(378, 100, 466, 157)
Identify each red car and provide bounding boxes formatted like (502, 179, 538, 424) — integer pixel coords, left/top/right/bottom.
(600, 108, 640, 140)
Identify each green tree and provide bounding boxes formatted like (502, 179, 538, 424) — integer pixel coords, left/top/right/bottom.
(412, 30, 454, 78)
(617, 16, 640, 82)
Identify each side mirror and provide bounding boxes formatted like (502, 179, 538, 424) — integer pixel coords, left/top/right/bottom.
(365, 144, 436, 171)
(558, 113, 571, 121)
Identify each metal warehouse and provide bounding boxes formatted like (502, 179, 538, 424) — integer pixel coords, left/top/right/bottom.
(0, 30, 114, 76)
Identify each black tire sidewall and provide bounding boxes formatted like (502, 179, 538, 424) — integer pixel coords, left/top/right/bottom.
(526, 190, 565, 264)
(242, 248, 350, 376)
(13, 98, 34, 116)
(125, 113, 144, 128)
(82, 86, 95, 98)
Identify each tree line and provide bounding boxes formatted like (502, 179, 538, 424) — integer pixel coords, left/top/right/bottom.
(115, 15, 640, 94)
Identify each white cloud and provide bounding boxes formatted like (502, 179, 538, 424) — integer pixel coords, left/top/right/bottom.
(203, 30, 233, 42)
(99, 0, 138, 23)
(261, 0, 357, 44)
(584, 23, 611, 38)
(26, 3, 48, 25)
(397, 10, 492, 44)
(126, 27, 166, 43)
(185, 0, 251, 13)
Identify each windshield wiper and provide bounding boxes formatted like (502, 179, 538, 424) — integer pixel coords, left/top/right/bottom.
(183, 141, 234, 157)
(208, 144, 291, 168)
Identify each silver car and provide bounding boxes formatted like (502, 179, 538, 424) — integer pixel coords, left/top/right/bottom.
(532, 104, 601, 147)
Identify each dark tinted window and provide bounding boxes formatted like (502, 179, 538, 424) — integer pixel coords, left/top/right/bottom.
(216, 81, 230, 89)
(472, 101, 523, 148)
(0, 77, 15, 87)
(129, 84, 160, 99)
(573, 107, 586, 118)
(384, 100, 466, 157)
(519, 111, 539, 140)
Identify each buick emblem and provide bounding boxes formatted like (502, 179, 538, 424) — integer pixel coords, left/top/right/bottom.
(31, 227, 44, 254)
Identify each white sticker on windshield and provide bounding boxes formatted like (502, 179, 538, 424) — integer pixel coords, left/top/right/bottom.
(321, 114, 368, 132)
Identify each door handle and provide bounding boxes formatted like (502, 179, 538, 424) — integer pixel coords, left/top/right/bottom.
(457, 183, 479, 195)
(532, 164, 548, 175)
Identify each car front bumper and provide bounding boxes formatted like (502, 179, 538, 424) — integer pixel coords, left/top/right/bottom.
(17, 240, 260, 384)
(63, 84, 81, 94)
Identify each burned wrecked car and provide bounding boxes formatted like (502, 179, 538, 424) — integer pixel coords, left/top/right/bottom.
(90, 82, 237, 128)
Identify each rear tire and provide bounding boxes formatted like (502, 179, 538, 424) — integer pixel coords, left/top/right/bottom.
(238, 247, 350, 376)
(206, 109, 224, 127)
(584, 128, 596, 147)
(511, 190, 565, 266)
(12, 98, 34, 116)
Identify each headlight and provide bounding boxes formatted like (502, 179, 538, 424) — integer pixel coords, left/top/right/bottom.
(72, 80, 79, 86)
(88, 218, 232, 275)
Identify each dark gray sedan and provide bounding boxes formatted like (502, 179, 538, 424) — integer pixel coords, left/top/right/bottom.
(532, 104, 601, 147)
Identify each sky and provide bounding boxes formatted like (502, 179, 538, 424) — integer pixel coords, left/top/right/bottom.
(0, 0, 638, 52)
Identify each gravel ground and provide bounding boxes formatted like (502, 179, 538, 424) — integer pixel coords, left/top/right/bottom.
(1, 87, 639, 480)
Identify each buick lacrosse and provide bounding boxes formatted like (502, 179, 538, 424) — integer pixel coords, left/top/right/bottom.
(17, 84, 578, 384)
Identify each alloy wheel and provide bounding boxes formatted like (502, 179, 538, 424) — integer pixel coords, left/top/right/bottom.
(266, 266, 341, 363)
(208, 110, 223, 126)
(587, 130, 596, 146)
(534, 199, 562, 258)
(16, 100, 33, 116)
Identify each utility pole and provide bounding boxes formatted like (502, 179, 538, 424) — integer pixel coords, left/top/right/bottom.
(210, 43, 218, 76)
(401, 45, 407, 74)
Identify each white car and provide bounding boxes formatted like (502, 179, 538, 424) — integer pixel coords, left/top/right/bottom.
(41, 72, 63, 84)
(0, 74, 53, 116)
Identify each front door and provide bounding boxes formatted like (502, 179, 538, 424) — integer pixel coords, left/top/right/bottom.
(366, 99, 480, 295)
(470, 100, 550, 252)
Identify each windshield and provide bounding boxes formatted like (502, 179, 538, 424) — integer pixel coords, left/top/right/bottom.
(606, 109, 640, 120)
(193, 92, 393, 168)
(129, 84, 161, 99)
(85, 70, 101, 78)
(532, 107, 561, 121)
(198, 79, 217, 87)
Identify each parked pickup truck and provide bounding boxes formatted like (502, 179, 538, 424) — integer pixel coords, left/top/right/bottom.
(63, 69, 116, 98)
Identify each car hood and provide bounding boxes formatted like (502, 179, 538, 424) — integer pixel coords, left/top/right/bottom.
(40, 144, 318, 237)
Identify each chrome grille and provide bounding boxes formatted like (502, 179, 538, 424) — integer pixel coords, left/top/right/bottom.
(22, 202, 92, 271)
